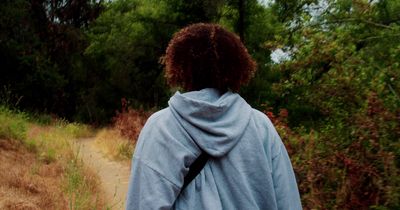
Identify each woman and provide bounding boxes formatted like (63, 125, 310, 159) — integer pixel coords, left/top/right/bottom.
(126, 23, 302, 210)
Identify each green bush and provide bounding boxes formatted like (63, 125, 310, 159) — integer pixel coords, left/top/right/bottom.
(0, 106, 28, 140)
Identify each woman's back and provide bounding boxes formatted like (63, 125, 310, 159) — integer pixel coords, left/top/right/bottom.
(126, 23, 301, 210)
(126, 88, 301, 210)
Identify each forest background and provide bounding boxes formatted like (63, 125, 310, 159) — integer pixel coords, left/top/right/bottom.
(1, 0, 399, 209)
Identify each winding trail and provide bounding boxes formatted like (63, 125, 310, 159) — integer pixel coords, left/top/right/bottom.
(77, 138, 131, 210)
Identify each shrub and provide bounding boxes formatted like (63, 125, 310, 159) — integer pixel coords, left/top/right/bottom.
(264, 94, 400, 210)
(112, 98, 153, 144)
(0, 106, 27, 140)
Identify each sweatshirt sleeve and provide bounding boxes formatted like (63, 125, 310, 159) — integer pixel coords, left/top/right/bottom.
(271, 139, 302, 210)
(125, 110, 197, 210)
(125, 156, 180, 210)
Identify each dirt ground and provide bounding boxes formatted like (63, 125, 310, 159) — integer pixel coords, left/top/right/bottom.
(77, 138, 131, 210)
(0, 139, 67, 210)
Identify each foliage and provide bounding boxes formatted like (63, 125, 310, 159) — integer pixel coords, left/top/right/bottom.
(266, 0, 400, 209)
(265, 95, 399, 209)
(0, 106, 28, 140)
(233, 3, 282, 106)
(84, 0, 174, 119)
(112, 98, 153, 144)
(0, 0, 102, 121)
(1, 0, 278, 122)
(2, 0, 399, 208)
(165, 0, 224, 25)
(271, 0, 400, 125)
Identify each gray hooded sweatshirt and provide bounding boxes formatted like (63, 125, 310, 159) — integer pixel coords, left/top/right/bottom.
(126, 88, 302, 210)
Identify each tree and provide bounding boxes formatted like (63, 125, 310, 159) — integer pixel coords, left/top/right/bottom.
(268, 0, 400, 208)
(83, 0, 234, 122)
(0, 0, 102, 119)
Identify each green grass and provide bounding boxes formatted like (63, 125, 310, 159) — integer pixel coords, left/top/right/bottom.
(0, 106, 28, 140)
(65, 148, 102, 210)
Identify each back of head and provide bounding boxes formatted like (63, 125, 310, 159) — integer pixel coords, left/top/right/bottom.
(164, 23, 257, 92)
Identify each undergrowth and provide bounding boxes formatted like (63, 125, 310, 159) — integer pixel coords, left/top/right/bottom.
(112, 99, 152, 145)
(264, 92, 400, 210)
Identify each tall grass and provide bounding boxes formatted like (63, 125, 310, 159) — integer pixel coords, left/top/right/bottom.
(0, 106, 105, 209)
(64, 146, 103, 210)
(95, 128, 134, 161)
(28, 122, 104, 209)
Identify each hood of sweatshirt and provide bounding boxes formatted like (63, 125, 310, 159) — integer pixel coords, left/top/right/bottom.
(168, 88, 252, 157)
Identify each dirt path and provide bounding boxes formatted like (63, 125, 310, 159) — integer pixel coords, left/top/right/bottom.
(77, 138, 131, 210)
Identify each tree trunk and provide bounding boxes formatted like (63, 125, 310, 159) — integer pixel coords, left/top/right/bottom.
(238, 0, 245, 43)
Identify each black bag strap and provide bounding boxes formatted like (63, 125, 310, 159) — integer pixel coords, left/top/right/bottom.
(181, 152, 210, 191)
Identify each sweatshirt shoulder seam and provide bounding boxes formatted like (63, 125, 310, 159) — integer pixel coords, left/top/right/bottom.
(134, 156, 180, 189)
(251, 109, 283, 159)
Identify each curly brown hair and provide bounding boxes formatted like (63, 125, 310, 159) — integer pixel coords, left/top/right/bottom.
(164, 23, 257, 92)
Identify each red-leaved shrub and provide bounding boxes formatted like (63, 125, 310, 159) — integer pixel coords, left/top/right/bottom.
(112, 98, 153, 144)
(263, 93, 400, 210)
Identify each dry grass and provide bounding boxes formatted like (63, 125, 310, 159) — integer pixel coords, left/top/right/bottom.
(64, 155, 105, 210)
(0, 107, 107, 209)
(0, 138, 66, 210)
(27, 124, 106, 210)
(94, 108, 152, 162)
(95, 128, 134, 162)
